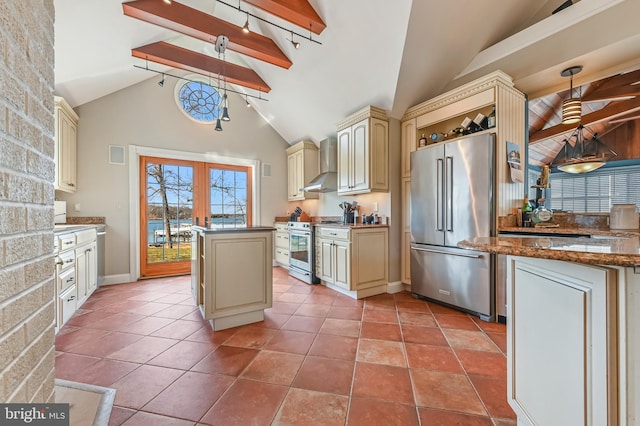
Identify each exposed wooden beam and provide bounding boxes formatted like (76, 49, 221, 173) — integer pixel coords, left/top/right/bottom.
(609, 110, 640, 124)
(530, 96, 640, 144)
(123, 0, 292, 69)
(582, 68, 640, 101)
(243, 0, 326, 34)
(132, 42, 271, 93)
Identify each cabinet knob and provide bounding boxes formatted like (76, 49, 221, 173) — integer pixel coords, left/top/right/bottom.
(55, 259, 64, 266)
(68, 183, 75, 187)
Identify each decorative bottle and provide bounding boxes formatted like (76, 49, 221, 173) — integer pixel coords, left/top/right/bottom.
(419, 134, 427, 147)
(486, 106, 496, 129)
(430, 133, 445, 143)
(521, 194, 532, 226)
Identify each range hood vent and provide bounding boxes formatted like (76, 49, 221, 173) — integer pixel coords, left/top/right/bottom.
(301, 137, 337, 193)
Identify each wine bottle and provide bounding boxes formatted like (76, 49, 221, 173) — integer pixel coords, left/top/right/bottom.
(473, 113, 487, 130)
(487, 106, 496, 129)
(532, 198, 553, 224)
(521, 194, 532, 227)
(419, 134, 427, 147)
(430, 132, 445, 143)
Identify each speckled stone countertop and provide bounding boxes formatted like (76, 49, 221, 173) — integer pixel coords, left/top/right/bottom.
(192, 225, 275, 234)
(313, 223, 389, 229)
(459, 236, 640, 267)
(499, 226, 640, 238)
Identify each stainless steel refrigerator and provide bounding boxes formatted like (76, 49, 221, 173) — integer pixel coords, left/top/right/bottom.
(410, 133, 495, 321)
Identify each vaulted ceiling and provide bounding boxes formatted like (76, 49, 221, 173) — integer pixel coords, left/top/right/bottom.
(54, 0, 640, 155)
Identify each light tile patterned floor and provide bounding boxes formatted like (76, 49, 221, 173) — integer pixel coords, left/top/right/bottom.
(55, 268, 516, 425)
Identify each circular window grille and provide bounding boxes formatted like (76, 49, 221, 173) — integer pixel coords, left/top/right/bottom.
(175, 77, 222, 124)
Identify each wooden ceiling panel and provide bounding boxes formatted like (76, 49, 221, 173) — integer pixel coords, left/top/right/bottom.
(123, 0, 292, 69)
(243, 0, 326, 34)
(132, 41, 271, 92)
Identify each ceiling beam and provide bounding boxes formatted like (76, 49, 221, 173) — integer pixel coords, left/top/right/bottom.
(582, 69, 640, 101)
(530, 96, 640, 144)
(243, 0, 326, 34)
(609, 110, 640, 124)
(132, 42, 271, 93)
(123, 0, 292, 69)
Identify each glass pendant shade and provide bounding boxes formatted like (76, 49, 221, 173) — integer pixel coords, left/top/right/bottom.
(562, 98, 582, 124)
(215, 118, 223, 131)
(221, 107, 230, 121)
(551, 124, 616, 174)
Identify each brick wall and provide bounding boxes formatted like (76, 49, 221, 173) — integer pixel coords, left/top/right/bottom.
(0, 0, 56, 403)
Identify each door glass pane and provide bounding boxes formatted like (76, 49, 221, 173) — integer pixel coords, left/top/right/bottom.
(210, 167, 249, 227)
(146, 163, 193, 263)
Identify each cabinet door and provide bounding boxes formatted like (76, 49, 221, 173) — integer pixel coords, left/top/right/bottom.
(287, 151, 301, 200)
(56, 110, 77, 192)
(86, 241, 97, 296)
(401, 119, 416, 178)
(351, 119, 369, 192)
(337, 128, 351, 193)
(333, 240, 350, 290)
(317, 238, 335, 283)
(75, 248, 88, 304)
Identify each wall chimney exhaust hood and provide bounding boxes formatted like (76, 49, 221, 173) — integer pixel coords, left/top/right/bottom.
(301, 137, 337, 192)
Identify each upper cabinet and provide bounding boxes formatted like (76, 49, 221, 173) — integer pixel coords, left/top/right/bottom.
(286, 140, 319, 201)
(54, 96, 79, 193)
(336, 106, 389, 195)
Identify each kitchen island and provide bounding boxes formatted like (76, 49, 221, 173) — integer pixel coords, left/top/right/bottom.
(459, 235, 640, 426)
(191, 225, 275, 331)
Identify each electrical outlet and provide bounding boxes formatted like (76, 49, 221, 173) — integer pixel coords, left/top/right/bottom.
(373, 202, 378, 212)
(74, 203, 81, 212)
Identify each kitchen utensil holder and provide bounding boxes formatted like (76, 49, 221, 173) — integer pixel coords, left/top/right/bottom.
(343, 212, 354, 225)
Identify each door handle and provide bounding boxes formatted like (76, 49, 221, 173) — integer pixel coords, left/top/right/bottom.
(436, 158, 443, 231)
(445, 156, 453, 232)
(411, 245, 482, 259)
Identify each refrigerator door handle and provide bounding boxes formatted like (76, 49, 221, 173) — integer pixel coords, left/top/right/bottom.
(436, 158, 444, 231)
(445, 156, 454, 232)
(411, 245, 483, 259)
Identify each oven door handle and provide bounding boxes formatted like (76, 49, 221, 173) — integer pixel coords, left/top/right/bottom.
(290, 231, 312, 237)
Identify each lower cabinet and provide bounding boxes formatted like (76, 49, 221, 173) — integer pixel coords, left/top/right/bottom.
(315, 226, 388, 298)
(75, 240, 97, 306)
(507, 256, 618, 426)
(274, 222, 290, 268)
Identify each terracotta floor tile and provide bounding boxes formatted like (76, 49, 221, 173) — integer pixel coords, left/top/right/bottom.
(98, 300, 151, 314)
(87, 313, 147, 332)
(179, 309, 208, 322)
(326, 305, 363, 321)
(472, 317, 507, 334)
(396, 301, 431, 313)
(286, 284, 314, 294)
(122, 316, 175, 336)
(487, 332, 507, 354)
(277, 292, 309, 303)
(455, 349, 507, 378)
(54, 352, 101, 381)
(393, 290, 418, 302)
(442, 329, 500, 352)
(347, 397, 419, 426)
(435, 314, 481, 331)
(492, 418, 518, 426)
(319, 318, 361, 337)
(398, 311, 437, 327)
(127, 292, 169, 302)
(333, 293, 364, 307)
(263, 330, 315, 355)
(107, 406, 136, 426)
(402, 325, 448, 346)
(65, 332, 142, 358)
(304, 293, 337, 305)
(362, 307, 398, 324)
(150, 320, 206, 340)
(69, 358, 140, 387)
(352, 362, 414, 404)
(411, 369, 486, 415)
(79, 297, 120, 311)
(222, 326, 277, 349)
(281, 315, 324, 333)
(111, 365, 184, 409)
(254, 311, 291, 329)
(293, 303, 331, 317)
(468, 374, 517, 419)
(122, 301, 172, 316)
(405, 343, 463, 373)
(291, 356, 354, 395)
(143, 371, 234, 421)
(267, 301, 301, 315)
(121, 411, 194, 425)
(308, 334, 358, 361)
(360, 322, 401, 341)
(201, 379, 288, 426)
(148, 340, 214, 370)
(418, 407, 493, 425)
(153, 293, 193, 304)
(357, 339, 406, 367)
(106, 336, 178, 363)
(151, 304, 199, 320)
(364, 293, 397, 310)
(241, 350, 304, 385)
(184, 325, 237, 346)
(191, 345, 259, 376)
(427, 302, 468, 316)
(273, 283, 293, 293)
(65, 310, 116, 327)
(274, 388, 348, 426)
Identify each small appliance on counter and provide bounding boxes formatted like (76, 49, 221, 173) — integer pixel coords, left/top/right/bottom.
(54, 201, 67, 224)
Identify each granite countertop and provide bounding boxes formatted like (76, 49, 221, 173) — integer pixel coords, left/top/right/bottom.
(192, 225, 276, 234)
(459, 235, 640, 267)
(313, 223, 389, 229)
(499, 226, 640, 238)
(54, 224, 102, 234)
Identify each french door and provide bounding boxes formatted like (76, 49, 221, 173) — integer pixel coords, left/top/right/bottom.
(140, 156, 252, 278)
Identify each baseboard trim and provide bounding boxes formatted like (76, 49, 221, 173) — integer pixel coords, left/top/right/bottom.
(101, 274, 133, 286)
(386, 281, 406, 294)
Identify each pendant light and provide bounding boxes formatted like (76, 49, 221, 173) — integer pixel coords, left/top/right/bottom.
(551, 124, 617, 173)
(561, 65, 583, 125)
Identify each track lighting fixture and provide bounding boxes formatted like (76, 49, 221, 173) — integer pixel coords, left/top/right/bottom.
(158, 73, 165, 87)
(221, 94, 230, 121)
(215, 118, 223, 131)
(245, 95, 251, 108)
(561, 65, 583, 125)
(242, 12, 250, 33)
(288, 31, 300, 49)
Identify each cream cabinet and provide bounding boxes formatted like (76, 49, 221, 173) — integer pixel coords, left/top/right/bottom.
(285, 140, 319, 201)
(506, 256, 618, 426)
(274, 222, 290, 268)
(315, 226, 388, 298)
(54, 96, 79, 193)
(336, 106, 388, 195)
(75, 229, 97, 306)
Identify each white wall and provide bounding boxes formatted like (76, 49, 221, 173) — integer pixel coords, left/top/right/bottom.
(56, 75, 290, 280)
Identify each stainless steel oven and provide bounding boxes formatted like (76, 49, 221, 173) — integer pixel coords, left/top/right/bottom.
(288, 221, 319, 284)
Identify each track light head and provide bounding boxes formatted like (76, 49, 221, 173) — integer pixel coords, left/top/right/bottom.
(163, 0, 172, 4)
(215, 118, 223, 131)
(158, 74, 165, 87)
(292, 40, 300, 49)
(242, 13, 250, 33)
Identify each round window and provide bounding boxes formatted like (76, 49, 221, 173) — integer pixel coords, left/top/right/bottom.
(175, 76, 222, 124)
